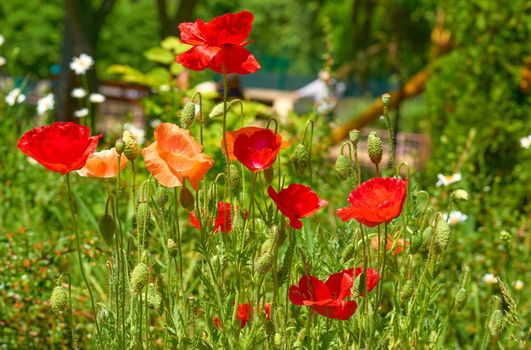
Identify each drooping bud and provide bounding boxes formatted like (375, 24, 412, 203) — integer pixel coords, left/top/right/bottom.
(115, 138, 125, 155)
(155, 187, 169, 208)
(400, 281, 414, 305)
(180, 186, 195, 211)
(136, 202, 151, 234)
(367, 131, 383, 166)
(50, 285, 68, 315)
(209, 102, 226, 118)
(454, 288, 468, 311)
(435, 219, 451, 252)
(264, 166, 274, 184)
(255, 251, 273, 274)
(488, 309, 504, 336)
(180, 102, 196, 129)
(410, 229, 424, 254)
(291, 144, 310, 175)
(335, 154, 352, 180)
(451, 189, 469, 202)
(349, 129, 360, 145)
(98, 214, 115, 246)
(131, 263, 149, 293)
(341, 242, 355, 264)
(227, 164, 240, 191)
(167, 239, 178, 257)
(123, 131, 139, 162)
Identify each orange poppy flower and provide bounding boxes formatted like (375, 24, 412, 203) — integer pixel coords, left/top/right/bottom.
(142, 123, 214, 189)
(77, 148, 128, 178)
(223, 126, 289, 160)
(370, 237, 409, 255)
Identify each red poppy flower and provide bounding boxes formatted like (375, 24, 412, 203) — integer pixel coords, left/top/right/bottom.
(213, 314, 222, 329)
(289, 270, 358, 320)
(268, 184, 327, 229)
(354, 267, 380, 296)
(370, 237, 409, 255)
(233, 127, 282, 172)
(224, 126, 290, 160)
(189, 202, 232, 233)
(263, 303, 271, 321)
(17, 122, 102, 174)
(236, 303, 251, 328)
(337, 178, 408, 227)
(176, 11, 260, 74)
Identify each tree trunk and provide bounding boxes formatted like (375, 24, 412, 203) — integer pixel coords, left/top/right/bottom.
(156, 0, 199, 39)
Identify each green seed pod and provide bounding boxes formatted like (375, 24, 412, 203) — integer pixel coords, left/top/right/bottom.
(488, 309, 504, 336)
(341, 242, 355, 264)
(209, 102, 225, 118)
(400, 281, 414, 305)
(180, 102, 196, 129)
(335, 154, 352, 180)
(123, 131, 139, 162)
(410, 230, 423, 254)
(155, 187, 169, 208)
(180, 186, 195, 211)
(264, 166, 274, 184)
(367, 131, 383, 166)
(136, 202, 151, 234)
(131, 263, 149, 293)
(455, 288, 468, 311)
(115, 138, 125, 155)
(291, 144, 310, 175)
(279, 241, 295, 284)
(435, 219, 451, 252)
(349, 129, 360, 145)
(50, 285, 68, 315)
(451, 189, 469, 202)
(228, 164, 240, 191)
(351, 273, 361, 298)
(98, 214, 115, 246)
(167, 238, 178, 257)
(255, 252, 273, 274)
(274, 333, 282, 346)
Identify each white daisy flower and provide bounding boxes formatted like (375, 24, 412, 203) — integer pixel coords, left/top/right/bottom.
(74, 108, 89, 118)
(37, 93, 55, 115)
(149, 119, 161, 128)
(447, 210, 468, 225)
(5, 88, 26, 106)
(513, 280, 524, 291)
(71, 87, 87, 99)
(0, 34, 4, 46)
(436, 173, 462, 187)
(482, 273, 497, 285)
(0, 56, 6, 67)
(89, 93, 105, 103)
(520, 135, 531, 149)
(124, 123, 146, 145)
(70, 53, 94, 75)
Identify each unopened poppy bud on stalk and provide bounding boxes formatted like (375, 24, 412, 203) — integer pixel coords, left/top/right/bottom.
(131, 263, 149, 293)
(167, 239, 178, 257)
(454, 288, 468, 311)
(400, 280, 414, 305)
(489, 309, 504, 336)
(155, 187, 169, 207)
(123, 131, 139, 162)
(228, 164, 240, 190)
(180, 186, 195, 211)
(180, 102, 196, 129)
(136, 202, 151, 233)
(209, 102, 225, 119)
(435, 218, 451, 252)
(349, 129, 360, 145)
(115, 138, 125, 155)
(335, 154, 352, 180)
(50, 285, 68, 315)
(264, 166, 274, 184)
(291, 144, 310, 174)
(367, 131, 383, 166)
(410, 229, 424, 254)
(98, 214, 115, 246)
(451, 189, 469, 202)
(382, 93, 391, 107)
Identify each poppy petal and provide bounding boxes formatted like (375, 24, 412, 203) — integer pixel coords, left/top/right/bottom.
(209, 45, 261, 74)
(177, 45, 220, 71)
(202, 11, 254, 46)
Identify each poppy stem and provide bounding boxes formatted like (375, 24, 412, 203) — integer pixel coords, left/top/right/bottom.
(60, 274, 78, 350)
(221, 70, 234, 223)
(65, 173, 101, 342)
(115, 156, 127, 350)
(173, 188, 184, 294)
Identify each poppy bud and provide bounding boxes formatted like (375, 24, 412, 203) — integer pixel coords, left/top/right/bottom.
(274, 333, 282, 346)
(349, 129, 360, 145)
(209, 102, 225, 118)
(136, 202, 151, 234)
(180, 102, 196, 129)
(155, 187, 169, 208)
(50, 285, 68, 315)
(351, 272, 361, 298)
(167, 239, 178, 257)
(451, 189, 469, 202)
(335, 154, 352, 180)
(291, 144, 310, 175)
(131, 263, 149, 293)
(435, 219, 451, 252)
(255, 252, 273, 274)
(264, 166, 274, 184)
(410, 230, 424, 254)
(488, 309, 504, 336)
(382, 93, 391, 107)
(227, 164, 240, 190)
(147, 283, 162, 311)
(454, 288, 468, 311)
(115, 138, 125, 155)
(180, 186, 195, 211)
(123, 131, 139, 162)
(367, 131, 383, 166)
(400, 280, 414, 305)
(98, 214, 115, 246)
(341, 242, 355, 264)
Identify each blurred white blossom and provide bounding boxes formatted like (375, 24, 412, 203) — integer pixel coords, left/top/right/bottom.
(482, 273, 497, 285)
(37, 93, 55, 115)
(520, 135, 531, 149)
(0, 34, 4, 46)
(70, 53, 94, 75)
(0, 56, 6, 67)
(436, 173, 462, 187)
(159, 85, 170, 92)
(5, 88, 26, 106)
(71, 88, 87, 99)
(89, 93, 105, 103)
(513, 280, 524, 291)
(74, 108, 89, 118)
(447, 211, 468, 225)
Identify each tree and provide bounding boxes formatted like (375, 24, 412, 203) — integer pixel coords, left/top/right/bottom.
(156, 0, 199, 39)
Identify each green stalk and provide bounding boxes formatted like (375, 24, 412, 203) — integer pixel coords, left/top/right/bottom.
(173, 188, 184, 294)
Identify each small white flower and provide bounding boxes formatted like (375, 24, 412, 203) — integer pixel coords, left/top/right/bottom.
(482, 273, 497, 285)
(149, 119, 161, 128)
(520, 135, 531, 149)
(436, 172, 462, 187)
(37, 93, 55, 115)
(70, 53, 94, 75)
(194, 103, 201, 117)
(71, 87, 87, 99)
(513, 280, 524, 291)
(89, 93, 105, 103)
(447, 210, 468, 225)
(0, 56, 6, 67)
(159, 85, 170, 92)
(0, 34, 4, 46)
(124, 123, 146, 145)
(5, 88, 26, 106)
(74, 108, 89, 118)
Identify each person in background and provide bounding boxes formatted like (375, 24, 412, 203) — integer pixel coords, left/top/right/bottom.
(294, 70, 346, 118)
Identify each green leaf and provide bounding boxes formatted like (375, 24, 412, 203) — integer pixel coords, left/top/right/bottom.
(170, 62, 183, 75)
(161, 36, 191, 54)
(144, 47, 174, 64)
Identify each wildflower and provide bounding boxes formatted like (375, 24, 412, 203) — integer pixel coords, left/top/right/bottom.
(89, 93, 105, 103)
(17, 122, 101, 174)
(370, 237, 409, 255)
(436, 173, 462, 187)
(447, 211, 468, 225)
(213, 314, 222, 329)
(124, 123, 146, 145)
(237, 303, 251, 328)
(77, 148, 128, 178)
(513, 280, 524, 291)
(176, 11, 260, 74)
(74, 108, 89, 118)
(70, 53, 94, 75)
(5, 88, 26, 106)
(189, 202, 232, 233)
(482, 273, 497, 285)
(520, 135, 531, 149)
(233, 127, 282, 172)
(289, 270, 358, 320)
(142, 123, 213, 189)
(337, 178, 408, 227)
(267, 184, 327, 229)
(37, 93, 54, 115)
(71, 88, 87, 99)
(225, 126, 287, 161)
(0, 56, 6, 67)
